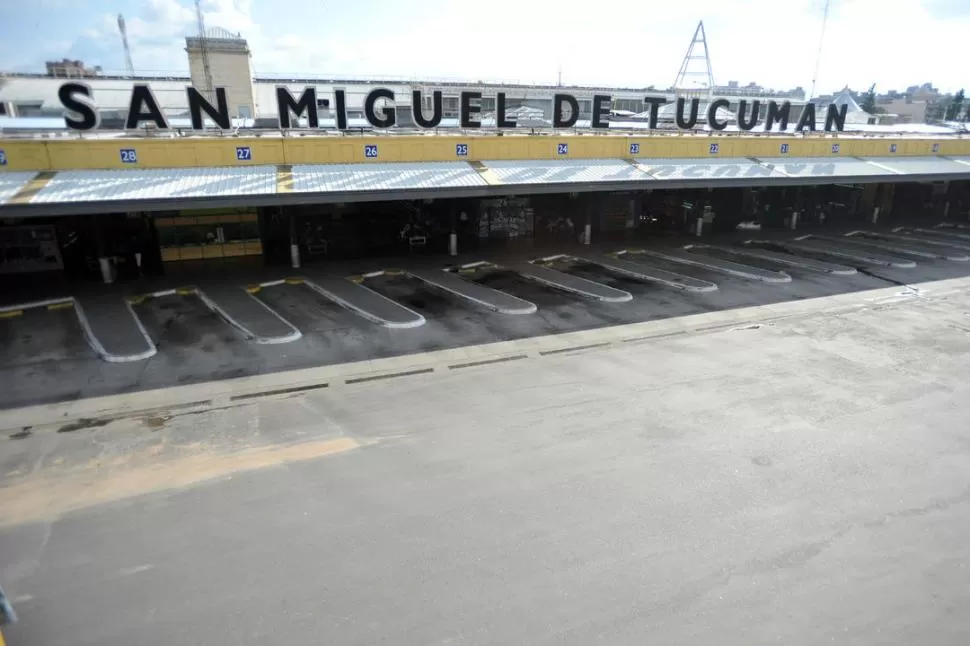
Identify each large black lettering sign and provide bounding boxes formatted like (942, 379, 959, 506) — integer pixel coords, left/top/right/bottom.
(56, 82, 848, 134)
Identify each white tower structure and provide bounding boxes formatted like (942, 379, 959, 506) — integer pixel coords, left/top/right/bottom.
(673, 20, 715, 100)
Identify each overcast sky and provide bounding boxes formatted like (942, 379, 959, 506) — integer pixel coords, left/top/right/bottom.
(0, 0, 968, 95)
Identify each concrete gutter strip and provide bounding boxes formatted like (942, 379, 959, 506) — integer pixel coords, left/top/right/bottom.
(406, 268, 538, 315)
(636, 248, 792, 283)
(194, 288, 302, 345)
(0, 296, 157, 363)
(837, 233, 963, 260)
(577, 254, 719, 293)
(511, 263, 633, 303)
(304, 278, 426, 329)
(705, 245, 858, 275)
(8, 273, 970, 432)
(784, 238, 917, 269)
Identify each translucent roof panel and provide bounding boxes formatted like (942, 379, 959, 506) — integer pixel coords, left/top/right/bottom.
(30, 167, 278, 203)
(0, 172, 38, 205)
(290, 162, 487, 193)
(481, 159, 651, 184)
(753, 157, 895, 178)
(863, 157, 970, 176)
(635, 158, 787, 180)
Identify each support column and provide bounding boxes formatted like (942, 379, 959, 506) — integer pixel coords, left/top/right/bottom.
(871, 206, 880, 225)
(790, 211, 799, 230)
(93, 215, 115, 284)
(288, 208, 300, 269)
(449, 206, 458, 256)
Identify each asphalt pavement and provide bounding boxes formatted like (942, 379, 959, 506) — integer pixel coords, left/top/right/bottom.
(2, 284, 969, 645)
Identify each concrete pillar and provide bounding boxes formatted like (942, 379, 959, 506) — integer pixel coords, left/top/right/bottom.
(695, 217, 704, 237)
(449, 207, 458, 256)
(288, 209, 300, 269)
(944, 201, 951, 218)
(99, 257, 116, 284)
(790, 211, 799, 230)
(871, 206, 880, 225)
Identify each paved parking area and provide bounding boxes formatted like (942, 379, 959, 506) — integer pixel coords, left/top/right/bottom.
(5, 223, 970, 409)
(3, 283, 970, 645)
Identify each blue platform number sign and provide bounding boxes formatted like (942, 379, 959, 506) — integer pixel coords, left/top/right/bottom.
(780, 143, 789, 154)
(629, 143, 640, 155)
(235, 146, 252, 161)
(455, 143, 468, 157)
(889, 143, 898, 153)
(557, 143, 569, 155)
(709, 143, 719, 154)
(364, 144, 379, 159)
(0, 149, 6, 166)
(932, 143, 941, 153)
(120, 148, 137, 164)
(831, 143, 840, 154)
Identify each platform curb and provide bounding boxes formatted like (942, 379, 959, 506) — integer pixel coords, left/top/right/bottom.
(5, 274, 970, 432)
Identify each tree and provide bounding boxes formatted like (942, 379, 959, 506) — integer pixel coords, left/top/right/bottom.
(860, 83, 877, 114)
(946, 89, 965, 121)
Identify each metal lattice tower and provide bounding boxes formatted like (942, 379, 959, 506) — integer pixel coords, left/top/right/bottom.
(117, 14, 135, 76)
(195, 0, 214, 101)
(673, 21, 715, 98)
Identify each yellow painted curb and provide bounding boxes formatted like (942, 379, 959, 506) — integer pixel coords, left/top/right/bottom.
(47, 301, 74, 310)
(245, 285, 262, 294)
(0, 310, 23, 319)
(348, 275, 365, 284)
(127, 295, 147, 305)
(285, 277, 305, 285)
(176, 288, 195, 296)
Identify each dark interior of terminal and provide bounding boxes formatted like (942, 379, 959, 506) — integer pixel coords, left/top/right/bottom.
(1, 179, 964, 283)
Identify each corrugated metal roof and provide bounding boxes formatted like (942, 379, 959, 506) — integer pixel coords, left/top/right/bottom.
(635, 158, 786, 180)
(29, 167, 278, 204)
(290, 162, 487, 193)
(0, 172, 38, 205)
(482, 159, 651, 184)
(753, 157, 910, 178)
(864, 156, 970, 176)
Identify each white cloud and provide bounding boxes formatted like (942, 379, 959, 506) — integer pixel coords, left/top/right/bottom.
(61, 0, 970, 94)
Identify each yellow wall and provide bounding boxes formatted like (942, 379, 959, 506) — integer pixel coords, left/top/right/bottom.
(1, 134, 969, 172)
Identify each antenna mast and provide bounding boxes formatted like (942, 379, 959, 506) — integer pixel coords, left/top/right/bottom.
(673, 21, 715, 99)
(195, 0, 214, 101)
(810, 0, 831, 99)
(117, 14, 135, 76)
